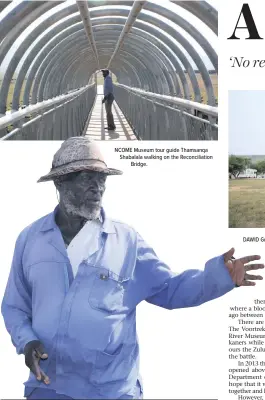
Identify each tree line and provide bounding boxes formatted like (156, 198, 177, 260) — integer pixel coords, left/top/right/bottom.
(229, 155, 265, 178)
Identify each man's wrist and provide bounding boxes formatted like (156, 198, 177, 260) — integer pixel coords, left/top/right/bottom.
(24, 340, 40, 354)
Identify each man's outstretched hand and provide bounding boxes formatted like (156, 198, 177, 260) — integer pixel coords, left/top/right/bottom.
(24, 340, 50, 384)
(224, 248, 264, 286)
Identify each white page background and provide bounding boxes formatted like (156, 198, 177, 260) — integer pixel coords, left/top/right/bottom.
(1, 1, 265, 399)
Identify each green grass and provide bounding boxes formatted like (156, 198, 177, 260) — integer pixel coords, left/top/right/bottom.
(185, 73, 218, 104)
(1, 72, 217, 112)
(229, 179, 265, 228)
(96, 72, 217, 104)
(0, 79, 27, 111)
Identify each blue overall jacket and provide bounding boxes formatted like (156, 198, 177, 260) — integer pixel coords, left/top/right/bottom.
(1, 207, 235, 399)
(104, 75, 114, 101)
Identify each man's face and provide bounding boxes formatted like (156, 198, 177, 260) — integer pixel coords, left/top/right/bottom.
(55, 170, 107, 220)
(102, 70, 108, 78)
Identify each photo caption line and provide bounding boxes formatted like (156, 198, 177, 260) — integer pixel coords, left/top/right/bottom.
(114, 147, 213, 168)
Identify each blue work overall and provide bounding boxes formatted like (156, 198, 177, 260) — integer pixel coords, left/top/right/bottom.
(2, 207, 235, 399)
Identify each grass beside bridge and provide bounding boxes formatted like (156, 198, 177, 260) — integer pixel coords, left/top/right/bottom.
(0, 79, 26, 111)
(1, 73, 217, 111)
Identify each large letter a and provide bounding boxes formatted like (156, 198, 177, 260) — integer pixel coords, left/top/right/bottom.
(228, 3, 263, 40)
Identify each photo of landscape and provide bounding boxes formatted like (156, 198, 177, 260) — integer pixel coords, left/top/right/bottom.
(229, 154, 265, 228)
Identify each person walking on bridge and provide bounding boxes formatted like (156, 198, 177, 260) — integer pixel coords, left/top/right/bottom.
(101, 69, 116, 131)
(1, 137, 264, 400)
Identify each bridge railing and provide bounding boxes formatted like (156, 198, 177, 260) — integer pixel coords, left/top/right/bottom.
(0, 84, 96, 140)
(114, 84, 218, 140)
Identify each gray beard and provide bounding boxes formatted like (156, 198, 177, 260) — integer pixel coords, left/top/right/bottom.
(63, 200, 101, 221)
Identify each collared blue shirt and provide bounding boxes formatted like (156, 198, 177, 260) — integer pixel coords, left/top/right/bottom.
(1, 207, 235, 399)
(104, 75, 114, 97)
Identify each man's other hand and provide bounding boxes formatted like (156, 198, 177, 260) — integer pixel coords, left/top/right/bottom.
(224, 248, 264, 286)
(24, 340, 50, 384)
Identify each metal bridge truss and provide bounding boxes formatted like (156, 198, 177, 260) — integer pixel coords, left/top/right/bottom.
(0, 1, 218, 140)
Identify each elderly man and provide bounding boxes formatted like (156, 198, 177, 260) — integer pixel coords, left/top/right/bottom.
(1, 137, 264, 400)
(101, 69, 116, 131)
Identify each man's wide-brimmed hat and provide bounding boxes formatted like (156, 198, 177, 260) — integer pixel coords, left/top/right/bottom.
(37, 137, 123, 183)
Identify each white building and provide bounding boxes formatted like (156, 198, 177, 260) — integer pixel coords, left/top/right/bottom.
(238, 168, 257, 178)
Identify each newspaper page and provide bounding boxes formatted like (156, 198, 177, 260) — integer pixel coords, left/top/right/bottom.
(0, 1, 264, 400)
(226, 2, 265, 400)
